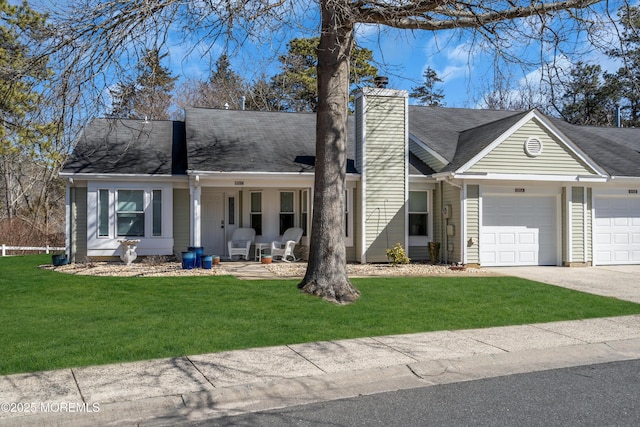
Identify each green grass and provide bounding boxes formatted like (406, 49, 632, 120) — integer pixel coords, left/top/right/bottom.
(2, 254, 640, 375)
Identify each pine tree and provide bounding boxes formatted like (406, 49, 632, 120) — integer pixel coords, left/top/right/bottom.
(131, 49, 177, 120)
(608, 6, 640, 127)
(271, 37, 378, 112)
(560, 62, 616, 126)
(410, 67, 445, 106)
(1, 0, 53, 220)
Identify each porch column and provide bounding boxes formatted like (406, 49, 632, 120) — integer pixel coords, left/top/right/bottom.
(190, 177, 202, 247)
(66, 178, 73, 263)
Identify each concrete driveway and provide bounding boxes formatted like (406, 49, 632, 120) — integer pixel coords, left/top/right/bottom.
(486, 265, 640, 303)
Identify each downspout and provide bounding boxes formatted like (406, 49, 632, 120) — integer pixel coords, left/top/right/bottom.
(440, 180, 445, 264)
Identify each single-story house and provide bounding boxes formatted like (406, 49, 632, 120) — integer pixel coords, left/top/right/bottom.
(61, 86, 640, 267)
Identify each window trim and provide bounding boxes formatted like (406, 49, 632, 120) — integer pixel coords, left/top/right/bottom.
(88, 183, 172, 243)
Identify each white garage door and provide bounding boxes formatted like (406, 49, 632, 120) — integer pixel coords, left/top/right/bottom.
(481, 195, 558, 266)
(594, 197, 640, 265)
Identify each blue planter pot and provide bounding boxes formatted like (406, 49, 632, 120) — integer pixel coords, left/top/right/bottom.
(188, 246, 204, 268)
(52, 254, 68, 266)
(182, 251, 196, 270)
(201, 255, 213, 269)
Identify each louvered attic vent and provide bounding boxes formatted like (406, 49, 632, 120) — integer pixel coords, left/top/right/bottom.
(524, 137, 543, 157)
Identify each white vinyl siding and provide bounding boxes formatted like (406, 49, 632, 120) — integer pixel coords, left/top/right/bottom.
(468, 119, 597, 175)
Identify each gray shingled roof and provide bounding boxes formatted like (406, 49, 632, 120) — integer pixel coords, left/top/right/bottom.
(63, 119, 186, 175)
(185, 108, 358, 174)
(408, 106, 640, 177)
(550, 119, 640, 177)
(408, 105, 522, 163)
(441, 111, 530, 173)
(63, 106, 640, 179)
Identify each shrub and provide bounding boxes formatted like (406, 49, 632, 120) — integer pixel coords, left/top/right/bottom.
(428, 241, 441, 265)
(386, 243, 410, 266)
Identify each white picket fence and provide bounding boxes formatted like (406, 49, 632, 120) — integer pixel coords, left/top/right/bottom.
(1, 244, 65, 256)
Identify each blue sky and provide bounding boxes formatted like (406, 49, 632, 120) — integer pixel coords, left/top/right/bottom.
(162, 3, 629, 111)
(22, 0, 632, 111)
(165, 22, 494, 107)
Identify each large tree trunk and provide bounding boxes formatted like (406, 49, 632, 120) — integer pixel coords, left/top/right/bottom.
(298, 1, 360, 304)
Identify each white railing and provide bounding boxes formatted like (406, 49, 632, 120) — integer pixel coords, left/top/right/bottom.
(1, 245, 65, 256)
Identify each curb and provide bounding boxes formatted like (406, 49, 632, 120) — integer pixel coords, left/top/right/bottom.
(5, 337, 639, 427)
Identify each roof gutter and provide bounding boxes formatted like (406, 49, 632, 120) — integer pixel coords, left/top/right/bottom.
(609, 176, 640, 183)
(187, 170, 361, 182)
(59, 172, 186, 182)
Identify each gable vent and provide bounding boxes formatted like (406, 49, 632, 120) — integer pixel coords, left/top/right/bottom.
(524, 137, 543, 157)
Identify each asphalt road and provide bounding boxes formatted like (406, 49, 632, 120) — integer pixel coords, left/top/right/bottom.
(202, 359, 640, 427)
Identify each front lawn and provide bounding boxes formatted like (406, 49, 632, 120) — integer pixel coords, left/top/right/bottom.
(2, 255, 640, 375)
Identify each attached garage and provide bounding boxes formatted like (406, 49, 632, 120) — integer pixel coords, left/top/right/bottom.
(480, 193, 559, 266)
(594, 196, 640, 265)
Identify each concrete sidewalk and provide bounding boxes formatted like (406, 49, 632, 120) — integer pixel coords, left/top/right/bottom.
(2, 314, 640, 426)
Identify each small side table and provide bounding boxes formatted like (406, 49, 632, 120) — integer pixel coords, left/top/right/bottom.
(254, 243, 270, 261)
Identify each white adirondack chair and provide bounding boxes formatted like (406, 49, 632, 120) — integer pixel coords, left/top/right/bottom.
(271, 227, 303, 262)
(227, 228, 256, 260)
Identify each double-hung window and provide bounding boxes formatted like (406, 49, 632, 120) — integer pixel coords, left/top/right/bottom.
(117, 190, 145, 237)
(409, 191, 429, 236)
(300, 190, 309, 236)
(279, 191, 295, 235)
(250, 192, 262, 236)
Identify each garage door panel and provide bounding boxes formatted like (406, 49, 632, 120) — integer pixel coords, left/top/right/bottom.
(481, 195, 557, 267)
(614, 217, 629, 226)
(519, 232, 536, 245)
(614, 233, 629, 244)
(499, 252, 516, 263)
(595, 196, 640, 265)
(518, 251, 536, 263)
(499, 233, 516, 244)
